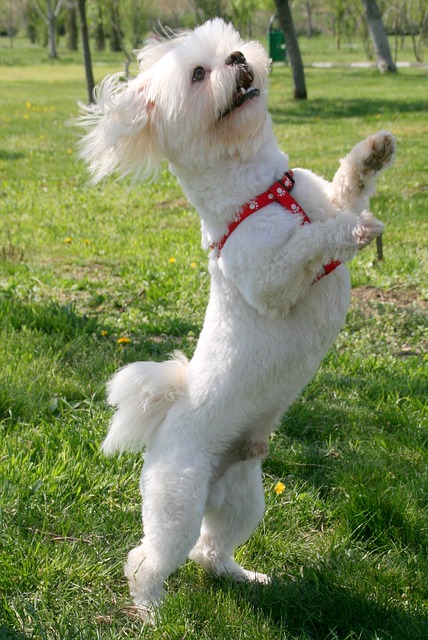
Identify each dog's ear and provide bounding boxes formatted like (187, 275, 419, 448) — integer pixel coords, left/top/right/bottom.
(77, 73, 160, 184)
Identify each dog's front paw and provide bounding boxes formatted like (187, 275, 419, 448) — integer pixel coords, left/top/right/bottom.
(332, 131, 396, 210)
(353, 210, 384, 248)
(361, 130, 396, 175)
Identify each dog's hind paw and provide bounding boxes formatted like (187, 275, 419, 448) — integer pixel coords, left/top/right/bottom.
(134, 604, 158, 626)
(224, 561, 271, 585)
(240, 569, 271, 585)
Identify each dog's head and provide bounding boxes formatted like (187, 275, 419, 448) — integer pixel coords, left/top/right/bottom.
(78, 18, 270, 183)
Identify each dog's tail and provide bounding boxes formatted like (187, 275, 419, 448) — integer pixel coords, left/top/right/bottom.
(102, 351, 189, 456)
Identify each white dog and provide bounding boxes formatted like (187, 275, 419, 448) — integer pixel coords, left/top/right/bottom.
(78, 18, 395, 621)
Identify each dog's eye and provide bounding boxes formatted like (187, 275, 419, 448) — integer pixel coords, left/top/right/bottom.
(192, 66, 205, 82)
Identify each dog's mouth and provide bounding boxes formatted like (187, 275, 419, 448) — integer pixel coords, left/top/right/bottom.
(219, 67, 260, 119)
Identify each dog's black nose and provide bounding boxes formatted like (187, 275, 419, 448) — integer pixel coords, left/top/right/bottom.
(226, 51, 246, 66)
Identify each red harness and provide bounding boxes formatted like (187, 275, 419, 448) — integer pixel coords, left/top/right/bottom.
(210, 170, 341, 282)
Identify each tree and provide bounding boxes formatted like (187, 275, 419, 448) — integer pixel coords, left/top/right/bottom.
(332, 0, 346, 49)
(191, 1, 225, 24)
(392, 0, 428, 63)
(32, 0, 65, 58)
(93, 0, 106, 51)
(1, 0, 27, 47)
(77, 0, 95, 103)
(361, 0, 397, 72)
(303, 0, 315, 37)
(65, 3, 78, 50)
(230, 0, 258, 35)
(108, 0, 122, 52)
(128, 0, 147, 48)
(274, 0, 307, 99)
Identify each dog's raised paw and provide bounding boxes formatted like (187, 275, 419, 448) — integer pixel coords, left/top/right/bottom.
(353, 210, 384, 248)
(362, 130, 396, 174)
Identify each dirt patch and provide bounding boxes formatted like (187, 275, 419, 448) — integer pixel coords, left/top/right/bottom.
(157, 197, 189, 209)
(60, 262, 121, 283)
(351, 286, 427, 311)
(351, 286, 427, 357)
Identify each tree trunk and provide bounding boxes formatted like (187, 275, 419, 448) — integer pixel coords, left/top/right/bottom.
(109, 0, 122, 52)
(33, 1, 65, 58)
(361, 0, 397, 72)
(26, 3, 41, 44)
(94, 2, 105, 51)
(47, 7, 57, 58)
(305, 0, 313, 37)
(274, 0, 307, 99)
(77, 0, 95, 104)
(66, 6, 78, 51)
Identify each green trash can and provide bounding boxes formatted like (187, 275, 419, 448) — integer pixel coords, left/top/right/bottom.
(268, 15, 286, 63)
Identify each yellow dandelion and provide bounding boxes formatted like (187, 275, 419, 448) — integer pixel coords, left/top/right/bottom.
(117, 336, 131, 344)
(25, 101, 31, 109)
(66, 148, 73, 155)
(274, 481, 286, 496)
(169, 257, 176, 264)
(190, 262, 196, 268)
(100, 330, 108, 337)
(64, 236, 72, 244)
(23, 114, 29, 120)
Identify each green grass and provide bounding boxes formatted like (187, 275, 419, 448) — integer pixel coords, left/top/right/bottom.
(1, 37, 427, 640)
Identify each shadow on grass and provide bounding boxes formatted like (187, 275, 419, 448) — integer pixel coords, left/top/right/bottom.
(226, 572, 428, 640)
(0, 295, 195, 424)
(0, 627, 29, 640)
(0, 150, 25, 161)
(266, 362, 428, 552)
(271, 363, 427, 475)
(0, 297, 113, 424)
(1, 297, 99, 339)
(270, 96, 427, 123)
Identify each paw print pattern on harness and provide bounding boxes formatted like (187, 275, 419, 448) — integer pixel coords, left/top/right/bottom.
(211, 171, 341, 281)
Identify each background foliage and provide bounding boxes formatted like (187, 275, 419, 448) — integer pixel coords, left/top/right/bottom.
(0, 0, 427, 61)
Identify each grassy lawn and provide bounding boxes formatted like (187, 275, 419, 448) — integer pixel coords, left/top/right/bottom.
(0, 36, 427, 640)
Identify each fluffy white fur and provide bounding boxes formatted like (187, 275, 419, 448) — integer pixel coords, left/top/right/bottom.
(78, 18, 396, 622)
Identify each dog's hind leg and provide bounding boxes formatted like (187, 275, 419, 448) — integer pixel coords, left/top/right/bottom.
(331, 130, 396, 213)
(125, 454, 209, 622)
(189, 460, 270, 584)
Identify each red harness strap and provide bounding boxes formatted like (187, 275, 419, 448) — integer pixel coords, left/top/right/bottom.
(211, 170, 341, 282)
